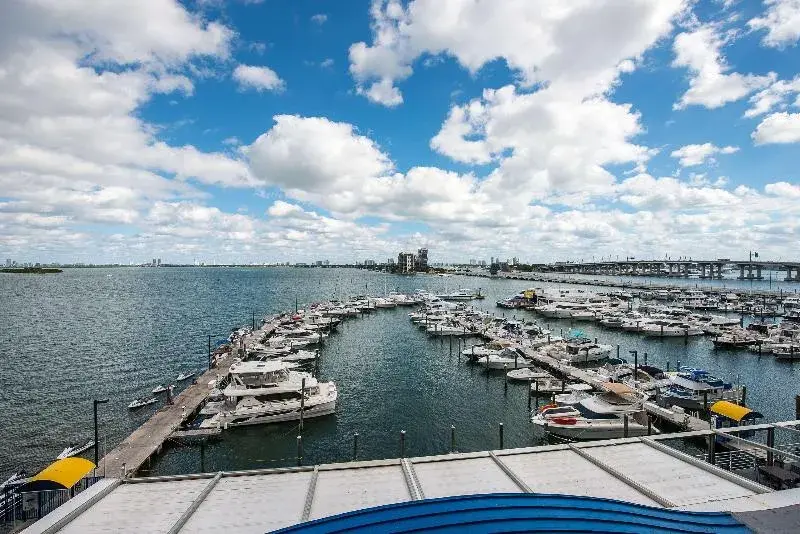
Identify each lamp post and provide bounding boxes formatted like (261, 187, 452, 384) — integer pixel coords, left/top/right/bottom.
(93, 398, 109, 467)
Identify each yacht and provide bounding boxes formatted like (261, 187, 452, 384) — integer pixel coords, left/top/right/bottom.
(532, 384, 651, 440)
(200, 361, 337, 428)
(641, 320, 703, 337)
(657, 367, 736, 411)
(530, 376, 566, 396)
(374, 297, 397, 309)
(549, 339, 613, 364)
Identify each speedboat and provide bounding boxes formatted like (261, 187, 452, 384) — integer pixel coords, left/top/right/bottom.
(553, 383, 593, 405)
(478, 349, 535, 370)
(506, 368, 550, 382)
(530, 376, 565, 396)
(280, 350, 319, 364)
(177, 370, 196, 381)
(128, 397, 158, 409)
(152, 384, 168, 394)
(712, 334, 757, 349)
(532, 383, 652, 440)
(57, 439, 95, 460)
(549, 339, 613, 364)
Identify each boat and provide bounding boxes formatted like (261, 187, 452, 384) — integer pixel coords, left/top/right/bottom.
(280, 350, 319, 364)
(200, 361, 337, 429)
(1, 471, 27, 491)
(56, 439, 95, 460)
(657, 367, 736, 411)
(152, 384, 168, 394)
(553, 383, 594, 405)
(549, 339, 613, 364)
(711, 334, 757, 349)
(128, 397, 158, 409)
(530, 376, 566, 396)
(177, 370, 196, 381)
(478, 349, 535, 370)
(506, 368, 550, 382)
(641, 321, 703, 337)
(532, 383, 652, 440)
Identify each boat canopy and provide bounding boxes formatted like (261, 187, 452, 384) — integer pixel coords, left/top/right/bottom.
(602, 382, 635, 395)
(710, 401, 763, 422)
(17, 457, 95, 492)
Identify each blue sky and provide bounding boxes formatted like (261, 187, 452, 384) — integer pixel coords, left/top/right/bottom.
(0, 0, 799, 264)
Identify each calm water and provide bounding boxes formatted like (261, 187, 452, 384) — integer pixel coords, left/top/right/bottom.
(2, 267, 799, 479)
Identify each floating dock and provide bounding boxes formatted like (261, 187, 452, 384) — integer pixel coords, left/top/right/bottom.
(96, 322, 276, 477)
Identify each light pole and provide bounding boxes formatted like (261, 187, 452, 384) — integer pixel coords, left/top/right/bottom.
(93, 398, 109, 467)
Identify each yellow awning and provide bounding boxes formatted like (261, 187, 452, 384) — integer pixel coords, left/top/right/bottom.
(19, 457, 95, 492)
(710, 401, 763, 422)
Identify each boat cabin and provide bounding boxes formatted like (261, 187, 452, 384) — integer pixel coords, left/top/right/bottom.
(710, 400, 764, 440)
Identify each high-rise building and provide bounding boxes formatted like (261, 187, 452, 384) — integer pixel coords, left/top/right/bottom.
(415, 248, 428, 271)
(157, 258, 161, 266)
(364, 259, 376, 266)
(5, 259, 11, 267)
(398, 252, 415, 273)
(152, 258, 157, 267)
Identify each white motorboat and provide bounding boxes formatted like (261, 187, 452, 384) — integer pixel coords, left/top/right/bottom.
(462, 340, 516, 360)
(553, 383, 593, 405)
(128, 397, 158, 409)
(280, 350, 319, 364)
(550, 340, 613, 364)
(200, 360, 337, 429)
(177, 370, 196, 381)
(641, 321, 703, 337)
(506, 368, 550, 382)
(658, 367, 736, 411)
(532, 383, 652, 440)
(479, 349, 536, 370)
(374, 297, 397, 308)
(152, 384, 168, 394)
(530, 376, 565, 396)
(57, 439, 95, 460)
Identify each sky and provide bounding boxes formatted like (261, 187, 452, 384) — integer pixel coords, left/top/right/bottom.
(0, 0, 799, 265)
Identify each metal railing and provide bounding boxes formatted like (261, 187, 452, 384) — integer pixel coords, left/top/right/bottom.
(1, 476, 102, 525)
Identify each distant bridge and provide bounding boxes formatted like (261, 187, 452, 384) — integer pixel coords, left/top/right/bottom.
(544, 260, 800, 281)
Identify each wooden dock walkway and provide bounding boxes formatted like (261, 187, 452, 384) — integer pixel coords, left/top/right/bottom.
(97, 321, 277, 478)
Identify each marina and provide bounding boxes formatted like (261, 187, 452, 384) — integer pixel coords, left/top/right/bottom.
(5, 267, 800, 532)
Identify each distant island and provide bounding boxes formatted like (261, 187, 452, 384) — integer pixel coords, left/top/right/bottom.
(1, 267, 62, 274)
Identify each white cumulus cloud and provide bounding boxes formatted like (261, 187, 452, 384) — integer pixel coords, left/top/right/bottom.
(670, 143, 739, 167)
(233, 64, 285, 92)
(752, 112, 800, 144)
(748, 0, 800, 48)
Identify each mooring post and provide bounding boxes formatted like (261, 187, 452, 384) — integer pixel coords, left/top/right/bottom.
(707, 434, 715, 464)
(795, 394, 800, 420)
(767, 427, 775, 466)
(623, 415, 629, 438)
(616, 345, 620, 359)
(647, 416, 652, 436)
(740, 385, 747, 407)
(353, 432, 359, 461)
(300, 377, 306, 432)
(200, 439, 206, 472)
(207, 334, 212, 370)
(703, 391, 708, 413)
(450, 425, 456, 453)
(499, 422, 504, 449)
(643, 352, 647, 365)
(400, 430, 406, 458)
(297, 435, 303, 466)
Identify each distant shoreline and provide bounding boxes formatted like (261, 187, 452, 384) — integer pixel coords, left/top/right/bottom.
(0, 267, 62, 274)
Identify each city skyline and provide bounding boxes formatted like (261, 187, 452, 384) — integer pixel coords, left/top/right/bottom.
(1, 1, 799, 264)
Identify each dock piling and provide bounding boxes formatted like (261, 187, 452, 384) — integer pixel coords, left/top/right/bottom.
(400, 430, 406, 458)
(623, 415, 629, 438)
(740, 385, 747, 407)
(297, 435, 303, 466)
(353, 432, 359, 461)
(706, 434, 715, 464)
(450, 425, 456, 453)
(300, 378, 306, 432)
(499, 423, 504, 449)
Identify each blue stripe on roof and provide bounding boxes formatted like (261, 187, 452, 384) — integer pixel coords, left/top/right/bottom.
(274, 493, 750, 533)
